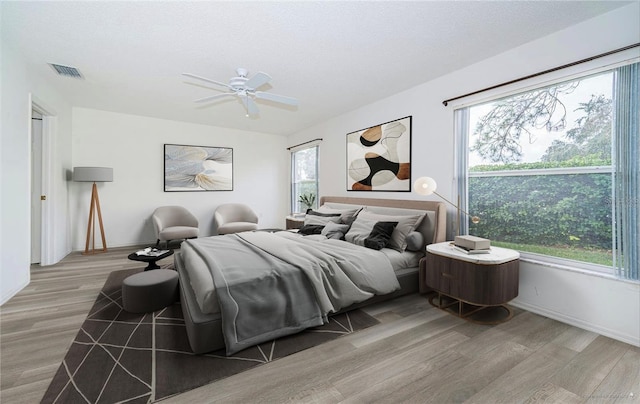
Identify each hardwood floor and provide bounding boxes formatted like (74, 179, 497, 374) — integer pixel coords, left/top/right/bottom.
(1, 246, 638, 403)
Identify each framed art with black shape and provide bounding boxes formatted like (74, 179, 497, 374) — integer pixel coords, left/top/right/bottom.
(346, 116, 412, 192)
(164, 144, 233, 192)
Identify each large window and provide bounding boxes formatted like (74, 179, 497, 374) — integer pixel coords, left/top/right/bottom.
(456, 62, 638, 280)
(291, 145, 319, 213)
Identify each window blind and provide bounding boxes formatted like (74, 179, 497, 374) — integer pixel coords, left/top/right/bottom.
(613, 62, 639, 280)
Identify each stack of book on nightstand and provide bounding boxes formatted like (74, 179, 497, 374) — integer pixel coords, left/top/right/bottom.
(452, 235, 491, 254)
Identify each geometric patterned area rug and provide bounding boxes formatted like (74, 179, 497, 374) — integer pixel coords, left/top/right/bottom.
(41, 268, 379, 403)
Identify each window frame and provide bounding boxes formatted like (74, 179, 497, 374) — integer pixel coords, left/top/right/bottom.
(290, 144, 319, 214)
(455, 65, 632, 277)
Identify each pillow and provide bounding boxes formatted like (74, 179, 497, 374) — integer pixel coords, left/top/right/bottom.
(364, 221, 398, 250)
(405, 231, 424, 252)
(344, 217, 379, 247)
(316, 205, 362, 225)
(356, 211, 425, 252)
(321, 222, 350, 240)
(303, 210, 342, 226)
(298, 224, 325, 235)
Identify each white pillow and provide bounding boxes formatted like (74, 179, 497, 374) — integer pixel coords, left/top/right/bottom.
(316, 205, 361, 224)
(355, 210, 425, 252)
(304, 210, 342, 226)
(344, 217, 379, 247)
(321, 222, 350, 239)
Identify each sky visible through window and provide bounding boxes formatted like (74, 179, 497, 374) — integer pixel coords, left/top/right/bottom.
(468, 73, 613, 168)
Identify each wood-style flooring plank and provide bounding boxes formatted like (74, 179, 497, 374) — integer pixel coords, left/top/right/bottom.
(551, 335, 630, 398)
(552, 325, 600, 353)
(346, 307, 447, 348)
(1, 246, 639, 404)
(415, 340, 534, 403)
(466, 342, 577, 403)
(523, 382, 584, 404)
(335, 330, 469, 395)
(588, 349, 640, 403)
(335, 332, 470, 403)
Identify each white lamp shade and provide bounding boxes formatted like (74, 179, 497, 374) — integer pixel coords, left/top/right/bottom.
(73, 167, 113, 182)
(413, 176, 437, 196)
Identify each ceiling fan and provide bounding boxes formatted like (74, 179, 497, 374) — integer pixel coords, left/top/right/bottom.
(182, 68, 298, 117)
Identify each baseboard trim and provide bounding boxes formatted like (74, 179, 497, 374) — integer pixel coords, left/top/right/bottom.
(511, 300, 640, 348)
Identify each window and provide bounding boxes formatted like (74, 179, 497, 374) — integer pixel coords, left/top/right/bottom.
(291, 145, 319, 213)
(456, 62, 638, 280)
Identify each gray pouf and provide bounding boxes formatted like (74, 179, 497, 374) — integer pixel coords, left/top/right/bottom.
(122, 269, 179, 313)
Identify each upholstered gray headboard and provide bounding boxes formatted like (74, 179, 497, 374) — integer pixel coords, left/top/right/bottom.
(319, 196, 447, 245)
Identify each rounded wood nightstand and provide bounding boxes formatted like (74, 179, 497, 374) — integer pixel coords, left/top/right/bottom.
(420, 241, 520, 324)
(285, 215, 305, 230)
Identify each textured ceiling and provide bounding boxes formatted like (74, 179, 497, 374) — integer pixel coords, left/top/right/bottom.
(1, 1, 630, 135)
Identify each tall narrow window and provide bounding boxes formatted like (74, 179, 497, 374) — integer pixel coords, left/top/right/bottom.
(456, 63, 638, 279)
(291, 145, 319, 213)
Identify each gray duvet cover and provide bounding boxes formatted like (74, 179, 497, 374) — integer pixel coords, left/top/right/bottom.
(183, 231, 400, 355)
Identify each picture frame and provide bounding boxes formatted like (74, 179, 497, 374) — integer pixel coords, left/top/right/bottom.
(346, 116, 412, 192)
(164, 144, 233, 192)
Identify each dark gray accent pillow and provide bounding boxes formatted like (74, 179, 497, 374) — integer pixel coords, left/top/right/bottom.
(405, 231, 425, 251)
(298, 224, 325, 235)
(357, 211, 425, 252)
(364, 221, 398, 250)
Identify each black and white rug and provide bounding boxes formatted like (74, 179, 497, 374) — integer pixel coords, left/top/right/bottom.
(41, 268, 379, 403)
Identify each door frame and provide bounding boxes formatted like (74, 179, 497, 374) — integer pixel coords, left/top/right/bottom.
(30, 94, 56, 266)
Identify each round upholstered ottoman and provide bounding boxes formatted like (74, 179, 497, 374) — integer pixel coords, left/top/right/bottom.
(122, 269, 179, 313)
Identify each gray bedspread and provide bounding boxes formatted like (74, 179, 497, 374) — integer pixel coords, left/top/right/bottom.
(184, 231, 400, 355)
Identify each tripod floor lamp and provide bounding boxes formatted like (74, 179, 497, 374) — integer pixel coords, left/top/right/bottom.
(73, 167, 113, 255)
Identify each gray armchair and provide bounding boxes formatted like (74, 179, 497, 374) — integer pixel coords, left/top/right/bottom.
(214, 203, 259, 234)
(152, 206, 199, 247)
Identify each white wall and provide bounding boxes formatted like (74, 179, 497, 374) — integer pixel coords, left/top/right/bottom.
(289, 3, 640, 346)
(70, 108, 289, 250)
(516, 262, 639, 347)
(0, 42, 73, 304)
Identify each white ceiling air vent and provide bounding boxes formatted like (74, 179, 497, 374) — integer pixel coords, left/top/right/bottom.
(48, 63, 84, 79)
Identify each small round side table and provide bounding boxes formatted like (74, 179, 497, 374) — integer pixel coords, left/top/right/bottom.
(127, 249, 174, 271)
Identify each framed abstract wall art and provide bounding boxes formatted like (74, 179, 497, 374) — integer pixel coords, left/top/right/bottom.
(164, 144, 233, 192)
(346, 116, 412, 192)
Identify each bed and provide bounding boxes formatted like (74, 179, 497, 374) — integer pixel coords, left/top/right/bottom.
(175, 196, 446, 354)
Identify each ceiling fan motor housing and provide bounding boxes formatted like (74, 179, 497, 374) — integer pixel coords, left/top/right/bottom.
(229, 76, 249, 90)
(229, 67, 250, 89)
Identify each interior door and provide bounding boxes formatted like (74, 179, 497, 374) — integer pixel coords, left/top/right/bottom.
(31, 111, 43, 264)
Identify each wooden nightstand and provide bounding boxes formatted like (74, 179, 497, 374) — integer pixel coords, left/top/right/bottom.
(420, 241, 519, 324)
(285, 215, 305, 230)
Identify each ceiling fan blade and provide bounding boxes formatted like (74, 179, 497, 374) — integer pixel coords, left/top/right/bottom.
(242, 96, 260, 117)
(244, 72, 271, 90)
(255, 91, 299, 106)
(193, 93, 236, 103)
(182, 73, 232, 90)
